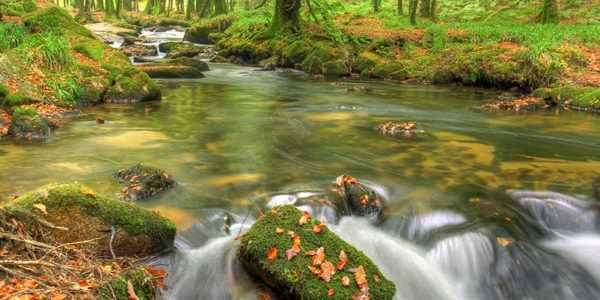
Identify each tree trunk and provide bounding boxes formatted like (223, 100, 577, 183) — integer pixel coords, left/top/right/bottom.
(420, 0, 430, 18)
(397, 0, 402, 15)
(374, 0, 379, 12)
(146, 0, 154, 13)
(106, 0, 115, 15)
(213, 0, 228, 15)
(116, 0, 122, 15)
(269, 0, 301, 34)
(186, 0, 194, 18)
(97, 0, 104, 10)
(430, 0, 437, 21)
(229, 0, 235, 12)
(409, 0, 418, 24)
(537, 0, 558, 24)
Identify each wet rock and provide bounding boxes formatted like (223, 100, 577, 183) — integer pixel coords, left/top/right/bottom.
(158, 42, 204, 59)
(105, 68, 161, 103)
(160, 81, 181, 89)
(377, 121, 424, 137)
(353, 52, 380, 74)
(481, 97, 545, 111)
(301, 42, 346, 75)
(7, 183, 176, 256)
(210, 55, 229, 63)
(136, 57, 208, 79)
(345, 86, 373, 92)
(113, 163, 177, 201)
(323, 60, 351, 77)
(237, 205, 396, 300)
(8, 106, 49, 139)
(96, 116, 105, 124)
(184, 15, 236, 44)
(121, 44, 158, 57)
(133, 56, 154, 63)
(79, 76, 110, 106)
(121, 35, 152, 47)
(332, 175, 383, 220)
(257, 56, 279, 71)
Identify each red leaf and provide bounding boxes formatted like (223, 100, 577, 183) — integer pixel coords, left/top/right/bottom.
(354, 265, 368, 288)
(275, 227, 284, 234)
(286, 248, 297, 260)
(307, 265, 320, 275)
(267, 247, 277, 259)
(328, 289, 334, 296)
(312, 247, 325, 265)
(313, 224, 326, 233)
(234, 234, 246, 240)
(319, 261, 336, 282)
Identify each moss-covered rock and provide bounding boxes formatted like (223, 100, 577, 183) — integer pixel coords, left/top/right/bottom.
(322, 60, 350, 77)
(79, 76, 110, 105)
(121, 44, 159, 57)
(113, 164, 177, 201)
(371, 62, 405, 79)
(281, 40, 311, 67)
(7, 182, 176, 256)
(352, 52, 381, 74)
(8, 106, 49, 138)
(301, 42, 344, 75)
(96, 269, 156, 300)
(136, 65, 205, 78)
(237, 205, 395, 299)
(184, 15, 236, 44)
(159, 42, 204, 59)
(106, 68, 161, 103)
(22, 0, 38, 13)
(24, 6, 93, 38)
(331, 175, 383, 220)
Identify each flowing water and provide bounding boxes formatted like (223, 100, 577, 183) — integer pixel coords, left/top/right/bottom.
(1, 31, 600, 299)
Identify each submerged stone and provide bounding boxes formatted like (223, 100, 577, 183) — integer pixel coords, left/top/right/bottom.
(121, 44, 159, 57)
(332, 175, 383, 221)
(136, 57, 208, 78)
(237, 205, 396, 299)
(7, 183, 176, 256)
(113, 163, 177, 201)
(158, 42, 204, 59)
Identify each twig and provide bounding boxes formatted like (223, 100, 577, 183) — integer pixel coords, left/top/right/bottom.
(109, 227, 121, 261)
(107, 282, 118, 300)
(0, 264, 54, 288)
(0, 233, 54, 249)
(39, 237, 103, 260)
(36, 218, 69, 231)
(0, 259, 57, 268)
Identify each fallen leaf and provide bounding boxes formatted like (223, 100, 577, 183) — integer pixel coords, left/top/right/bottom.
(328, 289, 334, 296)
(81, 187, 97, 198)
(286, 248, 297, 260)
(33, 203, 47, 215)
(354, 265, 368, 288)
(342, 276, 350, 286)
(337, 250, 348, 270)
(275, 227, 284, 234)
(292, 244, 300, 253)
(313, 224, 326, 233)
(319, 261, 335, 282)
(162, 173, 169, 179)
(267, 247, 277, 259)
(307, 265, 320, 275)
(299, 215, 308, 226)
(312, 247, 325, 265)
(127, 280, 139, 300)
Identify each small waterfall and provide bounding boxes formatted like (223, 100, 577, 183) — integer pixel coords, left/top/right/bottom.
(544, 233, 600, 282)
(330, 217, 466, 300)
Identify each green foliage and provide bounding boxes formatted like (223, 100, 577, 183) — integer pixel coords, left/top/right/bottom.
(0, 22, 27, 52)
(19, 32, 72, 72)
(24, 6, 93, 38)
(311, 0, 347, 45)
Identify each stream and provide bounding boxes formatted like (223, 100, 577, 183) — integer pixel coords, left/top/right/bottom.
(1, 29, 600, 299)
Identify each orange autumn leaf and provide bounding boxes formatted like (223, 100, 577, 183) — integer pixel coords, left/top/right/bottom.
(319, 261, 336, 282)
(305, 250, 316, 256)
(302, 211, 312, 218)
(337, 250, 348, 270)
(81, 187, 97, 198)
(354, 265, 368, 288)
(313, 224, 326, 233)
(342, 276, 350, 286)
(162, 173, 169, 179)
(267, 247, 277, 259)
(307, 265, 320, 275)
(286, 248, 297, 260)
(374, 274, 379, 282)
(270, 209, 278, 214)
(299, 215, 308, 226)
(275, 227, 284, 234)
(292, 244, 300, 253)
(328, 289, 334, 296)
(312, 247, 325, 265)
(234, 234, 246, 240)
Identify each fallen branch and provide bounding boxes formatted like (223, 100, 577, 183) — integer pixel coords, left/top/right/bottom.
(0, 232, 54, 249)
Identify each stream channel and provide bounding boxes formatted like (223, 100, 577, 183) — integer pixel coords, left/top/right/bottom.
(1, 29, 600, 300)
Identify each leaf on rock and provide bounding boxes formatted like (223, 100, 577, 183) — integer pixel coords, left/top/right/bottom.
(299, 215, 308, 226)
(313, 224, 326, 233)
(312, 247, 325, 266)
(81, 187, 97, 198)
(342, 276, 350, 286)
(354, 265, 368, 288)
(267, 247, 277, 259)
(33, 203, 47, 215)
(275, 227, 284, 234)
(328, 289, 334, 296)
(337, 250, 348, 270)
(286, 248, 297, 260)
(319, 261, 335, 283)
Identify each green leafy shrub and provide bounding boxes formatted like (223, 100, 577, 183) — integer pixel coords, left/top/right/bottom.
(0, 22, 27, 52)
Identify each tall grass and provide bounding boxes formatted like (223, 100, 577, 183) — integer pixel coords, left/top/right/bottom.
(0, 23, 27, 52)
(19, 32, 72, 71)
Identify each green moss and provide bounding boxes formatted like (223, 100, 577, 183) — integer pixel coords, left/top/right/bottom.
(113, 163, 177, 201)
(106, 68, 161, 103)
(22, 0, 38, 13)
(168, 56, 209, 71)
(158, 42, 203, 59)
(546, 86, 600, 109)
(96, 269, 154, 300)
(353, 52, 381, 73)
(322, 60, 350, 77)
(371, 62, 404, 79)
(302, 42, 342, 74)
(184, 15, 236, 44)
(237, 205, 396, 299)
(8, 106, 49, 137)
(281, 40, 311, 67)
(8, 182, 176, 250)
(24, 7, 93, 38)
(136, 65, 205, 79)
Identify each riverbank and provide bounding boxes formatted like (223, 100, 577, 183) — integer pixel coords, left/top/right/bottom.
(174, 2, 600, 113)
(0, 3, 160, 139)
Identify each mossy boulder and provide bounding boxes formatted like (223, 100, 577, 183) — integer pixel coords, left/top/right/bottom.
(168, 56, 209, 71)
(96, 269, 156, 300)
(24, 6, 93, 38)
(229, 41, 270, 64)
(105, 68, 161, 103)
(184, 15, 236, 44)
(281, 40, 311, 67)
(8, 106, 49, 138)
(533, 86, 600, 110)
(302, 42, 344, 75)
(237, 205, 395, 299)
(22, 0, 38, 13)
(330, 175, 383, 220)
(113, 164, 177, 201)
(7, 182, 176, 256)
(322, 60, 350, 77)
(352, 52, 381, 74)
(121, 44, 159, 57)
(136, 64, 205, 79)
(79, 76, 110, 105)
(159, 42, 204, 59)
(371, 62, 405, 79)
